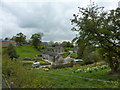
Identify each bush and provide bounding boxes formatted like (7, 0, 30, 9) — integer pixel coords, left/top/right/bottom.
(6, 44, 19, 60)
(50, 63, 73, 69)
(73, 64, 80, 67)
(2, 53, 49, 88)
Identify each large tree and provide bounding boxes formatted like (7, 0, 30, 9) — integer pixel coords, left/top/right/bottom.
(31, 32, 43, 48)
(12, 32, 26, 45)
(71, 3, 120, 73)
(61, 41, 74, 48)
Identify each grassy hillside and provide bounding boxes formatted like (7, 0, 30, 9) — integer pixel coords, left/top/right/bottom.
(2, 45, 120, 88)
(2, 53, 120, 88)
(34, 65, 120, 88)
(14, 45, 40, 58)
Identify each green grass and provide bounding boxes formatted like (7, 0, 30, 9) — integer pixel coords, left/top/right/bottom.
(2, 45, 120, 88)
(14, 45, 40, 58)
(71, 53, 78, 58)
(32, 64, 120, 88)
(61, 52, 70, 58)
(65, 47, 74, 51)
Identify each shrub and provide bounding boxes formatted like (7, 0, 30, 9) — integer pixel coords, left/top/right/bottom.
(95, 62, 106, 66)
(2, 53, 49, 88)
(73, 64, 80, 67)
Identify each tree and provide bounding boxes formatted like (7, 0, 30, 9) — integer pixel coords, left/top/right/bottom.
(31, 32, 43, 48)
(61, 41, 74, 48)
(49, 41, 54, 46)
(4, 37, 10, 40)
(52, 42, 59, 47)
(61, 41, 68, 47)
(6, 44, 19, 60)
(67, 41, 74, 48)
(12, 32, 26, 45)
(71, 3, 120, 73)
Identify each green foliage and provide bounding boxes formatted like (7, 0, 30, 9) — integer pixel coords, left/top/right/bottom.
(12, 32, 26, 45)
(6, 44, 19, 60)
(34, 64, 120, 88)
(71, 3, 120, 72)
(52, 42, 59, 47)
(82, 47, 102, 65)
(61, 41, 74, 48)
(2, 53, 49, 88)
(50, 63, 73, 69)
(3, 52, 120, 88)
(40, 46, 53, 52)
(31, 32, 43, 48)
(71, 53, 78, 58)
(4, 37, 10, 40)
(61, 52, 70, 58)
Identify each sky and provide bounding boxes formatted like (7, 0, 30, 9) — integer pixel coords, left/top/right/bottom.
(1, 0, 119, 42)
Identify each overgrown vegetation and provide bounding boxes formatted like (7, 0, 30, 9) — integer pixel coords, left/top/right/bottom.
(2, 53, 52, 88)
(33, 64, 120, 88)
(2, 49, 120, 88)
(6, 44, 19, 60)
(2, 2, 120, 88)
(71, 3, 120, 73)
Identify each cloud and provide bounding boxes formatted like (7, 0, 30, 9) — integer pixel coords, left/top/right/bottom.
(1, 0, 119, 42)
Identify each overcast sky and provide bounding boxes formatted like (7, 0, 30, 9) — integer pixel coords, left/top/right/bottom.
(1, 0, 119, 42)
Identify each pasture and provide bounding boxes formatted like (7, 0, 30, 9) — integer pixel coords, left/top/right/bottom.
(30, 64, 120, 88)
(14, 45, 40, 58)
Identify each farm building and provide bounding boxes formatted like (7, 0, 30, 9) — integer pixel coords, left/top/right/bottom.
(42, 51, 63, 64)
(54, 46, 64, 54)
(41, 42, 49, 46)
(0, 40, 17, 47)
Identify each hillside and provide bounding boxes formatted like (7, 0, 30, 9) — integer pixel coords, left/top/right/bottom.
(14, 45, 40, 58)
(32, 64, 120, 88)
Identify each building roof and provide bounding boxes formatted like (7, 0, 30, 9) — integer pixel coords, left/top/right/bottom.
(0, 40, 16, 42)
(42, 51, 57, 56)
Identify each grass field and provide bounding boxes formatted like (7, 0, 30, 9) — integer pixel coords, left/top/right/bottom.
(32, 64, 120, 88)
(61, 52, 70, 58)
(14, 45, 40, 58)
(71, 53, 78, 58)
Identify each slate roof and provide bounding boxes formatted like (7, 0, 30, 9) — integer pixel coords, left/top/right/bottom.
(0, 40, 16, 42)
(42, 51, 57, 57)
